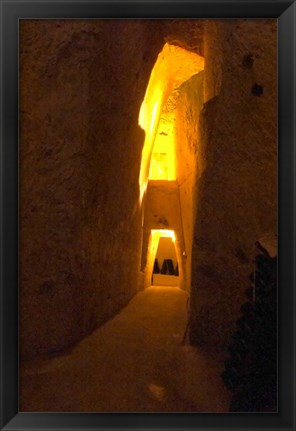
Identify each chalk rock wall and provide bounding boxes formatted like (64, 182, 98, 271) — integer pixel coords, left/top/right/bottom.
(19, 20, 164, 360)
(175, 72, 204, 292)
(189, 20, 277, 348)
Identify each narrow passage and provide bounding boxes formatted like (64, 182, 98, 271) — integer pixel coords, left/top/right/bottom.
(20, 286, 230, 412)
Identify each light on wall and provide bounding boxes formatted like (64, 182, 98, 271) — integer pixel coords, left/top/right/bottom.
(138, 43, 204, 203)
(151, 229, 176, 242)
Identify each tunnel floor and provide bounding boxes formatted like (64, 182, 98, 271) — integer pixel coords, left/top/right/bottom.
(20, 286, 230, 412)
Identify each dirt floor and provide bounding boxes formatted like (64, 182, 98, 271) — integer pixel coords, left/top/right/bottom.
(20, 286, 231, 412)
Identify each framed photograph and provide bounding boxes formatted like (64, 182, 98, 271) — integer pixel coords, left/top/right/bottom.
(1, 0, 295, 430)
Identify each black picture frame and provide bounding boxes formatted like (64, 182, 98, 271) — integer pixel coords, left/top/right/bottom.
(1, 0, 295, 430)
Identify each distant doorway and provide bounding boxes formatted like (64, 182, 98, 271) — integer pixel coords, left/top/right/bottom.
(152, 236, 179, 286)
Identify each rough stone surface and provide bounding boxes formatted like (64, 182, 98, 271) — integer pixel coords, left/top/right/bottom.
(164, 20, 204, 56)
(189, 20, 277, 348)
(19, 20, 165, 360)
(175, 72, 204, 291)
(145, 181, 182, 230)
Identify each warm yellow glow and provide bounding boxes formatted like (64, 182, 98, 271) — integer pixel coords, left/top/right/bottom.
(138, 43, 204, 202)
(151, 229, 176, 242)
(138, 82, 164, 201)
(150, 101, 159, 135)
(149, 110, 176, 180)
(149, 153, 168, 179)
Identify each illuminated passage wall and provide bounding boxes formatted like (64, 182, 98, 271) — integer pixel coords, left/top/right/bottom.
(139, 43, 204, 290)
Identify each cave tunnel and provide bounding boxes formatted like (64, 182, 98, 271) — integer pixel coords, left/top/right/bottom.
(19, 19, 277, 413)
(139, 42, 204, 293)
